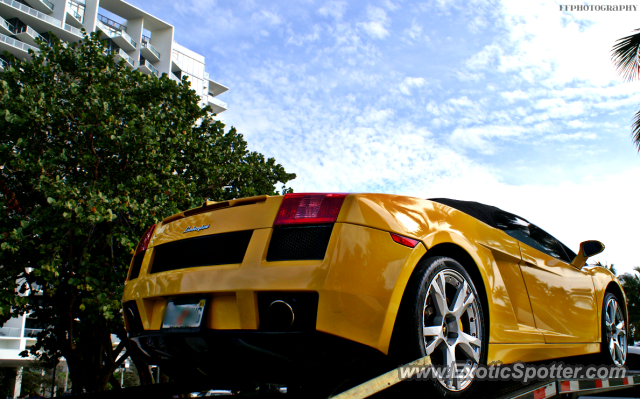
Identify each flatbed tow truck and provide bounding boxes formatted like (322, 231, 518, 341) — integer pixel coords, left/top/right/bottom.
(67, 352, 640, 399)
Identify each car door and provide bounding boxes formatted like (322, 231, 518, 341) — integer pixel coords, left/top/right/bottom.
(493, 212, 599, 343)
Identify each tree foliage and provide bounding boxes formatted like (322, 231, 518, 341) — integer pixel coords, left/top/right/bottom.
(593, 262, 640, 343)
(619, 267, 640, 344)
(612, 29, 640, 151)
(0, 32, 295, 392)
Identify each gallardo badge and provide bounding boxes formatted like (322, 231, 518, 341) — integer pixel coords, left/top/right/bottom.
(183, 224, 210, 234)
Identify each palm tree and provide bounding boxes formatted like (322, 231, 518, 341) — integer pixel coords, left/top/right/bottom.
(592, 260, 616, 276)
(618, 266, 640, 344)
(612, 30, 640, 151)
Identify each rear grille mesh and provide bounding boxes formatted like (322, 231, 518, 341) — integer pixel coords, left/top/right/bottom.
(150, 230, 253, 274)
(266, 225, 333, 261)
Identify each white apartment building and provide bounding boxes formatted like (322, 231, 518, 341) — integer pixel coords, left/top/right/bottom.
(0, 0, 228, 118)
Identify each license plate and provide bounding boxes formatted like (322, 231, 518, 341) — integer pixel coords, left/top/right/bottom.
(162, 299, 206, 329)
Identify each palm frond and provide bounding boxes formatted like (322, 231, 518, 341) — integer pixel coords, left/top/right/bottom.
(612, 29, 640, 82)
(632, 109, 640, 151)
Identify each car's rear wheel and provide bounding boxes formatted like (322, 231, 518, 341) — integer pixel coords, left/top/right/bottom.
(393, 256, 487, 398)
(601, 292, 627, 367)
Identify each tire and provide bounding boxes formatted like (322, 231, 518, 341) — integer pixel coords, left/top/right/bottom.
(392, 256, 487, 398)
(600, 292, 627, 367)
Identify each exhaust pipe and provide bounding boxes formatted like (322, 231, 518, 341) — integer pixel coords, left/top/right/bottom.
(268, 300, 295, 328)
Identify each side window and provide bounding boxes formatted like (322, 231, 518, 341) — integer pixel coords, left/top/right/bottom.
(493, 211, 572, 263)
(528, 225, 571, 262)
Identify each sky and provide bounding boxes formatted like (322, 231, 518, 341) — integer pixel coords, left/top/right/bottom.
(127, 0, 640, 274)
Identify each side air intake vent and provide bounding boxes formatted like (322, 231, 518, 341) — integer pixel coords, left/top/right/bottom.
(124, 300, 144, 333)
(266, 225, 333, 261)
(150, 230, 253, 274)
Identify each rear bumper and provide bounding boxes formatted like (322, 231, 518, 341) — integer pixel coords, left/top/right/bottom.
(129, 330, 388, 382)
(123, 222, 427, 354)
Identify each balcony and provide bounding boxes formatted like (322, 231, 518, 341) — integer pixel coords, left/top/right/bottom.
(170, 72, 181, 83)
(0, 0, 82, 42)
(96, 16, 135, 51)
(138, 58, 158, 77)
(14, 24, 46, 46)
(171, 54, 183, 73)
(66, 7, 82, 28)
(0, 32, 39, 59)
(208, 79, 229, 97)
(24, 0, 53, 14)
(63, 23, 81, 37)
(211, 115, 226, 125)
(207, 96, 227, 114)
(0, 58, 8, 71)
(0, 326, 20, 337)
(110, 29, 135, 51)
(24, 328, 42, 338)
(111, 48, 134, 68)
(0, 15, 14, 35)
(140, 40, 160, 62)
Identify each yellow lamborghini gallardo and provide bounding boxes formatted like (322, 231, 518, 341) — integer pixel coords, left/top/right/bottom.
(122, 193, 626, 397)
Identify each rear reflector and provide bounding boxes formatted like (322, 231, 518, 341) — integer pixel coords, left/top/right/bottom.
(274, 193, 347, 226)
(390, 233, 420, 248)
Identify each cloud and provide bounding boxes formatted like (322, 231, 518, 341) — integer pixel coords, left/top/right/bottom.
(399, 77, 427, 95)
(318, 0, 347, 19)
(449, 125, 526, 154)
(403, 20, 425, 42)
(251, 9, 283, 25)
(357, 6, 390, 39)
(543, 132, 597, 141)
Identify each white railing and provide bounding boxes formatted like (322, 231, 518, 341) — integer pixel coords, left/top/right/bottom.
(0, 58, 8, 70)
(0, 327, 20, 337)
(95, 19, 112, 35)
(209, 97, 227, 108)
(37, 0, 54, 11)
(16, 24, 46, 42)
(143, 59, 158, 76)
(115, 29, 135, 48)
(24, 328, 42, 338)
(171, 53, 183, 70)
(1, 15, 15, 32)
(0, 0, 63, 28)
(69, 8, 82, 21)
(142, 41, 160, 59)
(0, 32, 40, 53)
(64, 23, 81, 36)
(96, 20, 135, 48)
(115, 48, 134, 66)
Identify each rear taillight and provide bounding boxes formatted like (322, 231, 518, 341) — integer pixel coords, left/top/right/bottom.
(128, 224, 156, 280)
(135, 224, 156, 256)
(273, 193, 347, 226)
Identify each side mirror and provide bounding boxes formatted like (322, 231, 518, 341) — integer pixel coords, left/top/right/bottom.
(571, 240, 605, 269)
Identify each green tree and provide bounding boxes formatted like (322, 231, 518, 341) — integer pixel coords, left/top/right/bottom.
(619, 267, 640, 344)
(0, 32, 295, 392)
(612, 29, 640, 150)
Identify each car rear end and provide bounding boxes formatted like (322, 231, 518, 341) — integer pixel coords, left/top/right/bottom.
(122, 193, 426, 383)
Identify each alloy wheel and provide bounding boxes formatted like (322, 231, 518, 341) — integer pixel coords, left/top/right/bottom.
(605, 296, 627, 366)
(422, 268, 483, 392)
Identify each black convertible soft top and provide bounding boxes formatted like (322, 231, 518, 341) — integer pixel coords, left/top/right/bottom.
(429, 198, 577, 261)
(428, 198, 528, 229)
